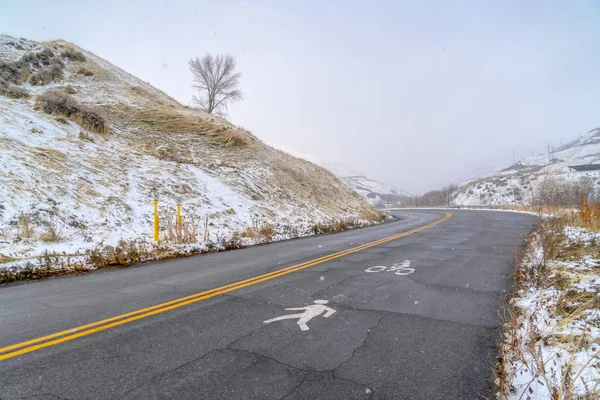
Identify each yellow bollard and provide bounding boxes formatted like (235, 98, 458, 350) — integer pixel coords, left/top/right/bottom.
(154, 198, 159, 241)
(176, 199, 183, 241)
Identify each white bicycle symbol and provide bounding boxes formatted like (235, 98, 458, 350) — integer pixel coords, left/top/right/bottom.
(365, 260, 414, 275)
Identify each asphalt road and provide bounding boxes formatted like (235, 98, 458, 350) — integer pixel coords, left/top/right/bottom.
(0, 210, 533, 400)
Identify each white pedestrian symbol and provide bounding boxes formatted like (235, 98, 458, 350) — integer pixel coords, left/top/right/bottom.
(263, 300, 336, 331)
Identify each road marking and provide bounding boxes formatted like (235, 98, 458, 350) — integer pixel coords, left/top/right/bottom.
(365, 260, 415, 275)
(0, 212, 451, 361)
(365, 265, 387, 272)
(263, 299, 336, 331)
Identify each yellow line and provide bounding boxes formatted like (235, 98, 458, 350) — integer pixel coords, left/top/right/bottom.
(0, 212, 451, 361)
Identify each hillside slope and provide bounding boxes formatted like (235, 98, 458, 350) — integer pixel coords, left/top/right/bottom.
(454, 128, 600, 205)
(0, 35, 381, 270)
(278, 150, 411, 207)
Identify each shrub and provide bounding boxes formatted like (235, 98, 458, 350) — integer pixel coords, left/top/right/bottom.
(35, 91, 110, 134)
(258, 223, 275, 241)
(75, 67, 94, 77)
(61, 85, 77, 94)
(61, 48, 86, 62)
(86, 240, 149, 268)
(36, 48, 56, 66)
(215, 232, 242, 251)
(0, 48, 63, 87)
(0, 78, 29, 99)
(533, 176, 597, 210)
(0, 60, 22, 84)
(40, 225, 62, 242)
(29, 62, 64, 85)
(78, 130, 95, 142)
(4, 83, 29, 99)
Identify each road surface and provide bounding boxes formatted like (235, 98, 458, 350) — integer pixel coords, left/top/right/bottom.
(0, 210, 532, 399)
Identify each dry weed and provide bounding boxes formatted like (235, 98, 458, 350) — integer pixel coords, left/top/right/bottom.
(120, 105, 254, 147)
(35, 91, 110, 134)
(19, 214, 32, 238)
(40, 224, 62, 242)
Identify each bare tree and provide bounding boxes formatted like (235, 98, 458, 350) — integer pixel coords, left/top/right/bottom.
(189, 54, 242, 116)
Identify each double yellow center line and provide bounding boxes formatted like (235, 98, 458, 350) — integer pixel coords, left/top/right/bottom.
(0, 212, 451, 361)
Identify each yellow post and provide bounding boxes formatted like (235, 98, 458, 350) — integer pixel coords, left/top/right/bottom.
(176, 201, 182, 241)
(154, 199, 159, 241)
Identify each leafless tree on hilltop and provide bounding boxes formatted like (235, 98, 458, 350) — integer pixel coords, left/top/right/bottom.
(189, 54, 242, 117)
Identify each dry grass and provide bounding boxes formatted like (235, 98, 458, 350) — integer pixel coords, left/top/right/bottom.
(498, 212, 600, 399)
(241, 227, 259, 239)
(554, 289, 597, 319)
(75, 66, 94, 77)
(162, 211, 203, 244)
(241, 223, 276, 243)
(116, 105, 254, 147)
(35, 90, 110, 134)
(40, 224, 62, 242)
(155, 144, 194, 163)
(0, 254, 17, 264)
(60, 47, 86, 62)
(0, 250, 92, 285)
(574, 197, 600, 231)
(86, 240, 151, 268)
(360, 208, 388, 222)
(19, 214, 32, 238)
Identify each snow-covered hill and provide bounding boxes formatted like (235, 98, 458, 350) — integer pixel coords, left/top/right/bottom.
(0, 35, 382, 272)
(454, 128, 600, 205)
(276, 150, 411, 207)
(337, 175, 411, 207)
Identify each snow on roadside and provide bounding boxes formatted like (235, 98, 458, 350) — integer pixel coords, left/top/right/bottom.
(500, 226, 600, 399)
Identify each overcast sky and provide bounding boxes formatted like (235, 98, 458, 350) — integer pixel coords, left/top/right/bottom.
(3, 0, 600, 193)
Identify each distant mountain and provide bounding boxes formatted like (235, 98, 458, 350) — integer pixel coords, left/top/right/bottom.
(278, 150, 412, 207)
(455, 164, 505, 186)
(337, 175, 412, 207)
(454, 128, 600, 205)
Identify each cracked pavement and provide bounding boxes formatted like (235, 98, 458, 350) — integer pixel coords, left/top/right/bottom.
(0, 210, 532, 399)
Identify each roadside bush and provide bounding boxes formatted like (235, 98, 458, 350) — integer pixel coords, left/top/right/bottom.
(35, 91, 110, 134)
(215, 232, 242, 251)
(61, 48, 86, 62)
(86, 240, 150, 268)
(259, 223, 275, 241)
(311, 218, 363, 235)
(0, 251, 87, 285)
(532, 177, 597, 211)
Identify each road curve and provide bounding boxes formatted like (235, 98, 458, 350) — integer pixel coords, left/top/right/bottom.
(0, 210, 532, 399)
